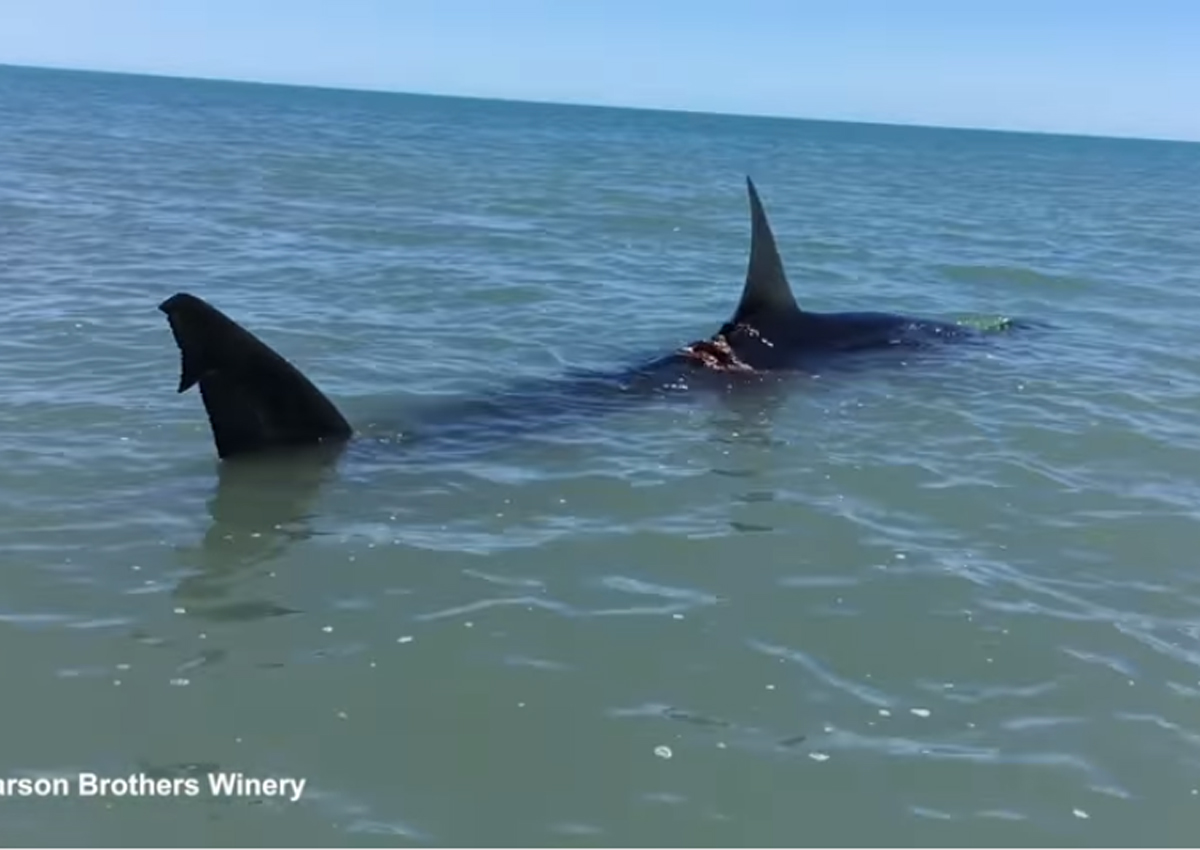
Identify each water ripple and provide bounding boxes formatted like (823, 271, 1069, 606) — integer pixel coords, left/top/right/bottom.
(3, 65, 1200, 846)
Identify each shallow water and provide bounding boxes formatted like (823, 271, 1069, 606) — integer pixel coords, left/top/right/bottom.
(3, 64, 1200, 845)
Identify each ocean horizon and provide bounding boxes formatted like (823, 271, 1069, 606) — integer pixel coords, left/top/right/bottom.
(2, 61, 1200, 846)
(7, 60, 1200, 146)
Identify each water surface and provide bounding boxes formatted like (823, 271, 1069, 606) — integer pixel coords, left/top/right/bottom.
(3, 64, 1200, 846)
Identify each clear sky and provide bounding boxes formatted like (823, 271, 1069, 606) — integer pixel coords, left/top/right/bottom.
(2, 0, 1198, 141)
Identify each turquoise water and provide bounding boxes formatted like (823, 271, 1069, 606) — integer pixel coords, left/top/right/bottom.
(3, 63, 1200, 845)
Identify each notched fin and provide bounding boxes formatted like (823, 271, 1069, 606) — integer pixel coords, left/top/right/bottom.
(730, 176, 802, 326)
(177, 348, 204, 394)
(158, 292, 354, 460)
(159, 293, 209, 393)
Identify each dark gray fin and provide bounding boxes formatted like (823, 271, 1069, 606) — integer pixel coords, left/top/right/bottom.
(158, 293, 354, 460)
(729, 177, 803, 326)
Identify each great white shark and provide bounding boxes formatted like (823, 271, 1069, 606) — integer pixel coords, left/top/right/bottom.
(159, 176, 1034, 463)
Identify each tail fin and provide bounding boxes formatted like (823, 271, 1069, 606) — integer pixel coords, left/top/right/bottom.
(158, 293, 354, 460)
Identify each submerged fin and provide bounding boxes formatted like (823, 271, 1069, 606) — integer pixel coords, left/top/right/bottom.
(954, 315, 1021, 333)
(158, 293, 354, 460)
(730, 177, 802, 326)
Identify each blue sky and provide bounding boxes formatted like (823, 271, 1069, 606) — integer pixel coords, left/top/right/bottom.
(1, 0, 1198, 141)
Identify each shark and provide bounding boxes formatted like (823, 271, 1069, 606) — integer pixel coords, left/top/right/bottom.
(158, 176, 1033, 463)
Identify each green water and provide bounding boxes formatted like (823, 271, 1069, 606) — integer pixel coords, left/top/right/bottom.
(3, 63, 1200, 846)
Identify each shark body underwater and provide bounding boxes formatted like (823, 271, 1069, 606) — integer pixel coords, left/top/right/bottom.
(159, 177, 1036, 464)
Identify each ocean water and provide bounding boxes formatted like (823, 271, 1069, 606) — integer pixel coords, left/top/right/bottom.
(3, 62, 1200, 846)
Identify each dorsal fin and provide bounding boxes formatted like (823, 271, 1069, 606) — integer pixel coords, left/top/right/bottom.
(730, 176, 802, 326)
